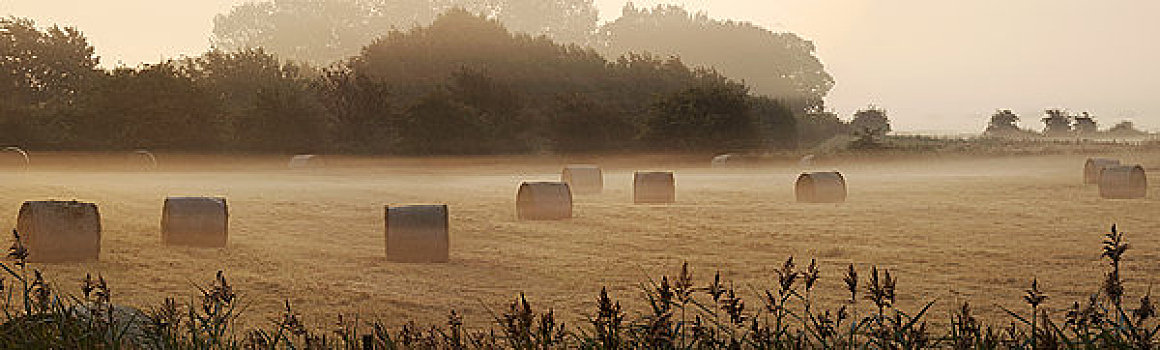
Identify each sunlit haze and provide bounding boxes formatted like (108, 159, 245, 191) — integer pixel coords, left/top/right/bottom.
(3, 0, 1157, 133)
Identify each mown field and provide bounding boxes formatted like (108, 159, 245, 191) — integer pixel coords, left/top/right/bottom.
(0, 152, 1158, 330)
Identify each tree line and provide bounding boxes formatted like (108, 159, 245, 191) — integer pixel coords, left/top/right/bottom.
(1, 11, 851, 155)
(984, 109, 1149, 138)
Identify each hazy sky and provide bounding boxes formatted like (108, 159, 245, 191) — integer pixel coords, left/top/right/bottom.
(3, 0, 1158, 133)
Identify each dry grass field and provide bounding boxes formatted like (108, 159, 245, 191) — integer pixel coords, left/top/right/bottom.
(1, 151, 1159, 330)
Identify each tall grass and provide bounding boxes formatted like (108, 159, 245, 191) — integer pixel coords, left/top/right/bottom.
(1, 225, 1155, 349)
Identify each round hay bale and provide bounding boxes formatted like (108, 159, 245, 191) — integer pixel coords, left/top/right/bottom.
(517, 182, 573, 220)
(16, 200, 101, 262)
(634, 171, 675, 204)
(2, 146, 30, 169)
(1084, 158, 1120, 184)
(385, 205, 449, 263)
(127, 149, 158, 171)
(711, 154, 735, 168)
(561, 165, 603, 194)
(1099, 165, 1147, 199)
(799, 154, 816, 167)
(795, 172, 847, 203)
(162, 197, 229, 247)
(288, 154, 322, 169)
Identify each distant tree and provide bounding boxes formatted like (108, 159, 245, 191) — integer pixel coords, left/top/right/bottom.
(1073, 112, 1098, 135)
(595, 4, 832, 108)
(212, 0, 380, 63)
(643, 82, 758, 151)
(849, 106, 891, 136)
(1041, 109, 1072, 136)
(212, 0, 599, 64)
(1106, 120, 1149, 137)
(983, 109, 1026, 136)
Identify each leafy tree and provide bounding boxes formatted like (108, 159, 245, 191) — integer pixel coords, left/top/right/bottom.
(397, 88, 486, 155)
(849, 106, 891, 136)
(313, 68, 396, 153)
(0, 17, 100, 146)
(750, 97, 797, 149)
(547, 93, 635, 153)
(1041, 109, 1072, 136)
(1106, 120, 1149, 137)
(795, 108, 848, 148)
(1073, 112, 1098, 135)
(81, 63, 223, 150)
(643, 82, 758, 151)
(595, 4, 832, 107)
(984, 109, 1021, 136)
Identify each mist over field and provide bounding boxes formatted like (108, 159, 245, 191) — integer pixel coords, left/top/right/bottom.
(3, 1, 1160, 348)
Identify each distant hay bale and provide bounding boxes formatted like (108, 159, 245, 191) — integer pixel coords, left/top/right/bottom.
(385, 205, 449, 263)
(1098, 165, 1147, 199)
(634, 171, 675, 204)
(1084, 158, 1120, 184)
(799, 154, 816, 167)
(711, 154, 735, 168)
(127, 149, 158, 171)
(2, 146, 30, 169)
(162, 197, 229, 247)
(288, 154, 322, 169)
(16, 200, 101, 262)
(561, 165, 603, 194)
(517, 182, 573, 220)
(795, 172, 847, 203)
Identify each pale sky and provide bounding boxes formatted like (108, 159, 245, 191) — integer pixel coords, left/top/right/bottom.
(3, 0, 1158, 133)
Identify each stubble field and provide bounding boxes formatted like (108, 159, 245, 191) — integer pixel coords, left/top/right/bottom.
(1, 152, 1158, 330)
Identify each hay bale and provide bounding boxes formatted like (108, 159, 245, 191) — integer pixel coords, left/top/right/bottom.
(796, 172, 847, 203)
(1084, 158, 1120, 184)
(127, 149, 158, 171)
(634, 171, 675, 204)
(1099, 165, 1147, 199)
(385, 205, 449, 263)
(288, 154, 321, 169)
(799, 154, 816, 167)
(16, 200, 101, 262)
(561, 165, 603, 194)
(2, 146, 30, 169)
(711, 154, 735, 168)
(517, 182, 573, 220)
(162, 197, 229, 247)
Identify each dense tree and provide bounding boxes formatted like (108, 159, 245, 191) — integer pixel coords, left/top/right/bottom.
(1073, 112, 1098, 135)
(5, 12, 819, 154)
(1106, 120, 1149, 137)
(643, 82, 759, 151)
(795, 108, 848, 148)
(595, 4, 832, 108)
(0, 17, 100, 147)
(984, 109, 1021, 136)
(849, 106, 891, 135)
(1041, 109, 1072, 136)
(313, 68, 396, 153)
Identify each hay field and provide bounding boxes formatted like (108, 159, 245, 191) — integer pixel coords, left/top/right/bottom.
(1, 152, 1159, 329)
